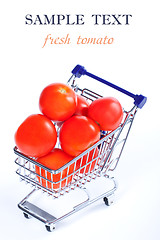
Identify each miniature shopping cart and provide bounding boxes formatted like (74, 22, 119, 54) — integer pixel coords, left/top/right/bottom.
(14, 64, 147, 232)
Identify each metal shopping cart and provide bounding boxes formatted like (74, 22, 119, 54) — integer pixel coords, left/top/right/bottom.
(14, 65, 147, 231)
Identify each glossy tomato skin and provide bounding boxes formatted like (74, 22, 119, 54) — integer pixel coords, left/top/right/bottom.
(88, 97, 123, 131)
(15, 114, 57, 158)
(39, 83, 77, 121)
(59, 115, 100, 157)
(35, 148, 74, 189)
(74, 95, 90, 116)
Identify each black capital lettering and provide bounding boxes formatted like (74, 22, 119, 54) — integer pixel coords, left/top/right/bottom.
(44, 15, 55, 25)
(112, 15, 121, 25)
(25, 14, 32, 25)
(66, 14, 75, 25)
(57, 15, 65, 25)
(76, 14, 85, 25)
(122, 14, 132, 25)
(102, 15, 111, 25)
(33, 15, 43, 25)
(91, 14, 101, 25)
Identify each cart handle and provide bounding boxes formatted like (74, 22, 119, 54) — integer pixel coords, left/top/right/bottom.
(72, 64, 147, 109)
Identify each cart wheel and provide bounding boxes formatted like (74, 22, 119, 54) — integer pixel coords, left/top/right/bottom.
(45, 224, 55, 232)
(103, 194, 114, 206)
(23, 212, 32, 219)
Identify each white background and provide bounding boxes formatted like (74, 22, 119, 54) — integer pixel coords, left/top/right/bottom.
(0, 0, 160, 239)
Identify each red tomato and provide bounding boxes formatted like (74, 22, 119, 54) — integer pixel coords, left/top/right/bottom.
(15, 114, 57, 157)
(35, 148, 74, 190)
(75, 95, 90, 116)
(88, 97, 123, 131)
(39, 83, 77, 121)
(76, 147, 99, 174)
(59, 115, 100, 157)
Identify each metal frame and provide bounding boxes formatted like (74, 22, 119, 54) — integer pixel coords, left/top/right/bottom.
(14, 65, 146, 231)
(17, 176, 117, 231)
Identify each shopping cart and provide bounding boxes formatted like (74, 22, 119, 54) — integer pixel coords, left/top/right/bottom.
(14, 64, 147, 232)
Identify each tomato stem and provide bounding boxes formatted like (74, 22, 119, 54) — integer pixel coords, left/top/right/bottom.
(59, 88, 67, 94)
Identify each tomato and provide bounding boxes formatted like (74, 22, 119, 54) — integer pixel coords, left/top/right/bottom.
(35, 148, 74, 189)
(15, 114, 57, 157)
(76, 147, 99, 174)
(88, 97, 123, 131)
(39, 83, 77, 121)
(74, 95, 90, 116)
(59, 115, 100, 157)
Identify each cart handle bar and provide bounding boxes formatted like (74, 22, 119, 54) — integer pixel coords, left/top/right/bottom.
(72, 65, 147, 109)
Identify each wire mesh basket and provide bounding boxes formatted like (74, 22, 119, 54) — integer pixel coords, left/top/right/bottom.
(14, 65, 147, 231)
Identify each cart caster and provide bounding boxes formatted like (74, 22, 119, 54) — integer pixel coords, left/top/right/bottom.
(23, 212, 32, 219)
(45, 224, 55, 232)
(103, 194, 114, 206)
